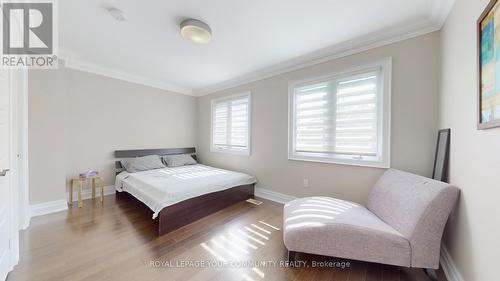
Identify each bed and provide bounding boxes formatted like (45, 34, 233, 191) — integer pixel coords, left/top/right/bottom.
(114, 147, 256, 236)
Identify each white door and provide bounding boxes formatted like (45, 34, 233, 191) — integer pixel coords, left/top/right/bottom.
(0, 70, 12, 281)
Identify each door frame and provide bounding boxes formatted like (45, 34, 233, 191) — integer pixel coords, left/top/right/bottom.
(4, 68, 29, 278)
(15, 69, 29, 231)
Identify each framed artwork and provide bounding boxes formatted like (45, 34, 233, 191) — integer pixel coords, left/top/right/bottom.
(432, 129, 451, 183)
(478, 0, 500, 129)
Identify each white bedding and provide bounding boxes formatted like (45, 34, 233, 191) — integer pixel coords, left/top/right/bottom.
(115, 164, 257, 219)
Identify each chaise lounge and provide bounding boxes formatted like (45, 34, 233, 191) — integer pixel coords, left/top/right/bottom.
(283, 169, 459, 277)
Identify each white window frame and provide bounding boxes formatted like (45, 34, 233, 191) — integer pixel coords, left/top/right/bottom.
(210, 91, 252, 156)
(288, 58, 391, 168)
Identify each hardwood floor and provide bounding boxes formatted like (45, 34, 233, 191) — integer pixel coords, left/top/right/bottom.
(8, 194, 447, 281)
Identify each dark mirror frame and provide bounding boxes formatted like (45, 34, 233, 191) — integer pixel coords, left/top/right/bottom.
(432, 129, 451, 183)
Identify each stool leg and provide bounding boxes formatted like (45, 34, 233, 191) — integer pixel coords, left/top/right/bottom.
(92, 178, 96, 199)
(78, 180, 83, 208)
(69, 180, 73, 206)
(100, 178, 104, 203)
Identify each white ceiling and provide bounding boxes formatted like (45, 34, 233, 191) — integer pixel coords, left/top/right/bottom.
(59, 0, 455, 96)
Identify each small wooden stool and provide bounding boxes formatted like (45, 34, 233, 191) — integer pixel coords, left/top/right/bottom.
(69, 176, 104, 208)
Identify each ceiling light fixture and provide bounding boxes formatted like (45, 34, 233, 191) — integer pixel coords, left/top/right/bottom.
(105, 6, 126, 21)
(180, 19, 212, 44)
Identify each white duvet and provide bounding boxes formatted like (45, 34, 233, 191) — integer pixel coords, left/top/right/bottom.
(115, 164, 256, 219)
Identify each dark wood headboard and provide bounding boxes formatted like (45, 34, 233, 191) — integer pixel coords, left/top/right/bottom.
(115, 147, 196, 174)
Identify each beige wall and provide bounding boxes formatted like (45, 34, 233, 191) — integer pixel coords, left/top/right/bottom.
(196, 32, 441, 204)
(29, 63, 196, 204)
(440, 0, 500, 280)
(28, 33, 442, 220)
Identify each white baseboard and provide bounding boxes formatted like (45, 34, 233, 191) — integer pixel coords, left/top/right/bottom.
(19, 213, 31, 230)
(255, 187, 297, 204)
(19, 204, 31, 230)
(69, 185, 116, 202)
(440, 244, 464, 281)
(30, 200, 68, 218)
(30, 186, 116, 218)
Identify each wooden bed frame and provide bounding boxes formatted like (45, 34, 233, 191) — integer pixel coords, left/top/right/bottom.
(114, 147, 255, 236)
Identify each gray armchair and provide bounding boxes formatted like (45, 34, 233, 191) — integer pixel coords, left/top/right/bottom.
(283, 169, 459, 276)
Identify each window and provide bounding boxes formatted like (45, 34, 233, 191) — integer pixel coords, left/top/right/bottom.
(211, 92, 251, 155)
(289, 59, 391, 168)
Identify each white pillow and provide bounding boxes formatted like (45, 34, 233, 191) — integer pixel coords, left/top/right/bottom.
(121, 155, 165, 173)
(162, 154, 197, 167)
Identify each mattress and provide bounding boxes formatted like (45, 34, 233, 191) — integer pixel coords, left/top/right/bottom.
(115, 164, 257, 219)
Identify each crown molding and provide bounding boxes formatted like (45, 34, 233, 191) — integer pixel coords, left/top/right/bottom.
(57, 1, 455, 98)
(430, 0, 456, 27)
(195, 20, 447, 96)
(194, 1, 456, 96)
(58, 50, 195, 96)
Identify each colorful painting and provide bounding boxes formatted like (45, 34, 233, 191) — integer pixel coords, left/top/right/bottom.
(479, 0, 500, 129)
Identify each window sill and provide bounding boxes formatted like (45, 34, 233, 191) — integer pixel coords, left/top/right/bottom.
(210, 147, 250, 156)
(288, 154, 389, 169)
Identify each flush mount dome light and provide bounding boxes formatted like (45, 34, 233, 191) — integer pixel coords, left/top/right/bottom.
(180, 19, 212, 44)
